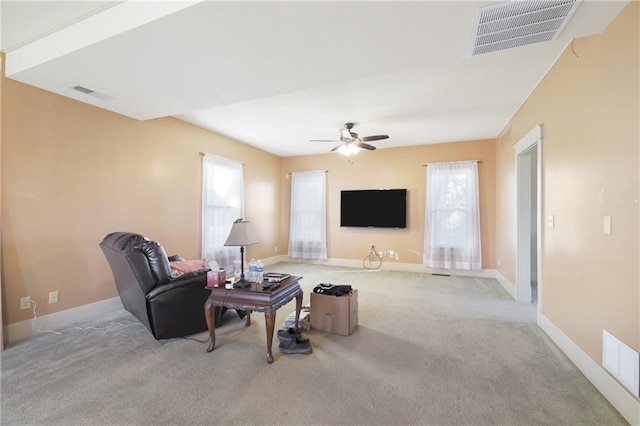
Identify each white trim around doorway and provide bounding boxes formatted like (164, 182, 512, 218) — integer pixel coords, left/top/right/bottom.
(514, 125, 543, 314)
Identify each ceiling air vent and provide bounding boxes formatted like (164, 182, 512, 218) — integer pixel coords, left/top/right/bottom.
(71, 85, 114, 101)
(470, 0, 580, 56)
(72, 85, 94, 94)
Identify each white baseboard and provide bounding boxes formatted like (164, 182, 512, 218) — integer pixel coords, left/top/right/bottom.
(280, 256, 498, 277)
(3, 297, 123, 345)
(491, 269, 517, 300)
(262, 254, 288, 266)
(538, 313, 640, 426)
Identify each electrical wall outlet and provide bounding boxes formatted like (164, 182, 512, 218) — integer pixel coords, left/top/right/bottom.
(49, 291, 59, 304)
(20, 296, 31, 310)
(603, 216, 612, 235)
(377, 250, 396, 259)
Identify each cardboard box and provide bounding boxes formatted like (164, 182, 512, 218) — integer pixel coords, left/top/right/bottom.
(310, 289, 358, 336)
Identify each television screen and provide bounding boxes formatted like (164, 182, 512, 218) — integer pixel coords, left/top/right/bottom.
(340, 189, 407, 228)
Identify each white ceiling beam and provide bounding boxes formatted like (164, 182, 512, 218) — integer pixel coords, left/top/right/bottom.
(5, 0, 204, 76)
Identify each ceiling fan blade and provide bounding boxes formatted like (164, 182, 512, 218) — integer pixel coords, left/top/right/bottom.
(356, 142, 376, 151)
(330, 144, 342, 152)
(361, 135, 389, 142)
(350, 131, 358, 139)
(310, 139, 340, 142)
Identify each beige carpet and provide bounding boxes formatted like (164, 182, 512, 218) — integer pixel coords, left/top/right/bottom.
(0, 262, 627, 425)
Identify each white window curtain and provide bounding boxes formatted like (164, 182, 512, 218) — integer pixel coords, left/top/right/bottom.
(201, 154, 244, 271)
(423, 161, 482, 270)
(288, 170, 328, 260)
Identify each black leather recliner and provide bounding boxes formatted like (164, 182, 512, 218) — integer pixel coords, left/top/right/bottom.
(99, 231, 229, 339)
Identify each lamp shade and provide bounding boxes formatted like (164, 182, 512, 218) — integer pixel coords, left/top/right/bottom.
(224, 219, 259, 246)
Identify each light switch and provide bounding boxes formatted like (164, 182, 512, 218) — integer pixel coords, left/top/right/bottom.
(547, 215, 555, 228)
(603, 216, 612, 235)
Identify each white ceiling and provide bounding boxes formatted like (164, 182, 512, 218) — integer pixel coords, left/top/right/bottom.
(1, 0, 628, 157)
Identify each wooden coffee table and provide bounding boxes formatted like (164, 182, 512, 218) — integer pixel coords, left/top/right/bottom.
(204, 275, 303, 363)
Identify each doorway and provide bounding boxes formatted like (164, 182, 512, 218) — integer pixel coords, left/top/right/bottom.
(515, 125, 542, 310)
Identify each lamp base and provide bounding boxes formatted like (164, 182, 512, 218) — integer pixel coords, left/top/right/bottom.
(233, 279, 252, 289)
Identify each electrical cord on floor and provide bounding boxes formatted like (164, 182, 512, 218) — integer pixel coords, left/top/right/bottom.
(363, 245, 383, 270)
(28, 299, 143, 335)
(75, 322, 143, 331)
(181, 336, 209, 344)
(29, 300, 62, 335)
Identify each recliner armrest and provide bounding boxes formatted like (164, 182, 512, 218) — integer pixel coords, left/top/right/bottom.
(146, 269, 210, 300)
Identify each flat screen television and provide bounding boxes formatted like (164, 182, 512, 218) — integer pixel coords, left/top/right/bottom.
(340, 189, 407, 228)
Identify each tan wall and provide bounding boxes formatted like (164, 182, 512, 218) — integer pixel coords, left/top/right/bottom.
(1, 77, 281, 327)
(0, 53, 4, 349)
(496, 0, 639, 366)
(281, 140, 496, 268)
(1, 72, 497, 331)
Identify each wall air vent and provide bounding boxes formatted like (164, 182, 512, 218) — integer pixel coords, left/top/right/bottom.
(470, 0, 580, 56)
(71, 85, 114, 101)
(603, 330, 640, 397)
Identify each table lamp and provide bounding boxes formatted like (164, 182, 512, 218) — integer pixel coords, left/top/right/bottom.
(224, 218, 258, 288)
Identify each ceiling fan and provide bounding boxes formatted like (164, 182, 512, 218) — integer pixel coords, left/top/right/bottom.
(310, 123, 389, 155)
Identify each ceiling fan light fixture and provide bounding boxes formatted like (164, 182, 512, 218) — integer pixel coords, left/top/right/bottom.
(338, 144, 360, 156)
(311, 122, 386, 154)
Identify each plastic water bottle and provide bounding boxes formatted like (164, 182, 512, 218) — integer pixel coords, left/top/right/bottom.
(256, 259, 264, 283)
(249, 258, 257, 282)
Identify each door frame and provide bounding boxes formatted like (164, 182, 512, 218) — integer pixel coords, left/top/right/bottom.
(514, 125, 543, 313)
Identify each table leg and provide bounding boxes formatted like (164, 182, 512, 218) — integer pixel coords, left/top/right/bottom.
(246, 311, 251, 327)
(204, 298, 216, 352)
(264, 308, 276, 364)
(294, 289, 303, 332)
